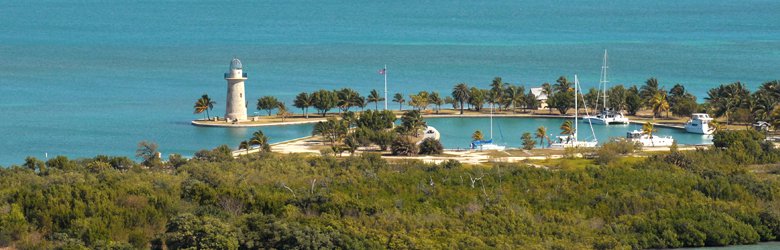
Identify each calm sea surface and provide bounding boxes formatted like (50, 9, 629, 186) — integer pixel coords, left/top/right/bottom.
(1, 0, 778, 165)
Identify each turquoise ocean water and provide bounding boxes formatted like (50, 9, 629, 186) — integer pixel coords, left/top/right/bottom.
(1, 0, 779, 165)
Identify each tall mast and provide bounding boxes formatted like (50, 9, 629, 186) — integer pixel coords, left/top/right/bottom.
(383, 64, 388, 110)
(574, 75, 578, 142)
(490, 103, 494, 139)
(601, 50, 608, 110)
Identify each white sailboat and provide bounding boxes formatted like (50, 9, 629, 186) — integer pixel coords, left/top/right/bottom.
(583, 50, 630, 125)
(551, 75, 598, 148)
(470, 103, 506, 151)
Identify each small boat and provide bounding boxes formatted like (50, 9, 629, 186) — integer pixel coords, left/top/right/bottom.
(584, 108, 630, 125)
(551, 135, 597, 148)
(470, 103, 506, 151)
(551, 75, 598, 148)
(582, 50, 629, 125)
(626, 130, 674, 147)
(471, 139, 506, 150)
(422, 126, 441, 141)
(684, 113, 715, 135)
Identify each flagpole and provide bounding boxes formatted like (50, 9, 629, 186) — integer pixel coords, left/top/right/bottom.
(383, 64, 388, 110)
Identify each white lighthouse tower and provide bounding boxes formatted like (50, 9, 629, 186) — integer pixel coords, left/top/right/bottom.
(224, 58, 248, 122)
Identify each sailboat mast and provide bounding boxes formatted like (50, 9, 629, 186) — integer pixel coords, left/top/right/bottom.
(384, 64, 388, 110)
(490, 103, 494, 139)
(601, 50, 608, 110)
(574, 75, 578, 141)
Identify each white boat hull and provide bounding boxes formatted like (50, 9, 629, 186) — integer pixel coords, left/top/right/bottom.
(684, 113, 715, 135)
(631, 137, 675, 147)
(684, 125, 714, 135)
(583, 116, 629, 125)
(478, 143, 506, 151)
(550, 140, 597, 148)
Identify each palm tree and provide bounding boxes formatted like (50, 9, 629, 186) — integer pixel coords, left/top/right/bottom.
(770, 105, 780, 130)
(472, 130, 484, 141)
(393, 93, 405, 111)
(193, 94, 216, 119)
(759, 80, 780, 100)
(641, 122, 656, 138)
(640, 77, 660, 100)
(489, 77, 504, 110)
(367, 89, 385, 110)
(429, 92, 443, 114)
(554, 76, 572, 93)
(238, 140, 250, 154)
(560, 120, 574, 138)
(452, 83, 470, 115)
(293, 92, 313, 118)
(504, 85, 525, 113)
(541, 82, 554, 113)
(649, 92, 670, 120)
(277, 103, 290, 122)
(752, 92, 774, 122)
(535, 126, 548, 148)
(249, 130, 270, 152)
(354, 96, 367, 111)
(399, 110, 425, 136)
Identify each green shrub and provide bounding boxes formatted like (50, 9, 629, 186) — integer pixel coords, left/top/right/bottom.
(419, 138, 443, 155)
(391, 137, 417, 156)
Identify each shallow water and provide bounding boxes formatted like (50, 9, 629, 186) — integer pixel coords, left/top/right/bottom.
(692, 242, 780, 250)
(425, 117, 711, 149)
(1, 0, 778, 165)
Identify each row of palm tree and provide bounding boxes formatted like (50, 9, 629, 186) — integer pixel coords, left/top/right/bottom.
(195, 77, 780, 130)
(451, 77, 541, 115)
(706, 80, 780, 128)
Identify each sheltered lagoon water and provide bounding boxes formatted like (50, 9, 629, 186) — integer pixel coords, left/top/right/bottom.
(0, 0, 778, 165)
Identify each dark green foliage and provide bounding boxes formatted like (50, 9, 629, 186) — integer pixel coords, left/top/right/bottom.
(165, 213, 238, 249)
(313, 118, 348, 145)
(311, 89, 338, 116)
(549, 91, 574, 115)
(418, 138, 443, 155)
(356, 110, 396, 131)
(23, 156, 44, 173)
(256, 96, 281, 116)
(397, 110, 425, 136)
(671, 96, 698, 117)
(521, 132, 535, 150)
(391, 137, 417, 156)
(46, 155, 77, 170)
(3, 142, 780, 248)
(193, 145, 233, 162)
(626, 86, 642, 115)
(168, 154, 187, 169)
(136, 141, 162, 167)
(370, 130, 396, 151)
(712, 129, 764, 150)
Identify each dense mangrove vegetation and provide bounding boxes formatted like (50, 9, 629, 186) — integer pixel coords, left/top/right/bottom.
(1, 130, 780, 249)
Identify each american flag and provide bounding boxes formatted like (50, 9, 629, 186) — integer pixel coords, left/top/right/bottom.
(378, 68, 386, 75)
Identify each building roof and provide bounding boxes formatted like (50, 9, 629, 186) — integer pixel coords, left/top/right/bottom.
(530, 87, 547, 100)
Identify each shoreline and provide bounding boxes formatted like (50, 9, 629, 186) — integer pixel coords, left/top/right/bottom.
(192, 111, 688, 129)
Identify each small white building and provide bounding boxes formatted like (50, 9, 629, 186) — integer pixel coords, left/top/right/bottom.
(530, 87, 548, 109)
